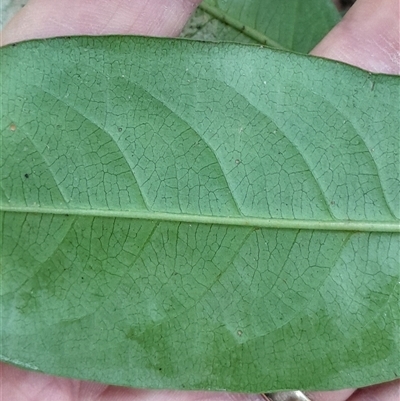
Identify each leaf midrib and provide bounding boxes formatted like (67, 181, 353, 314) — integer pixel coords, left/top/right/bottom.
(2, 205, 399, 233)
(199, 3, 288, 50)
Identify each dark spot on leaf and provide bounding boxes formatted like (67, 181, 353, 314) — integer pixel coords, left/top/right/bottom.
(126, 327, 136, 340)
(159, 367, 162, 371)
(24, 173, 29, 179)
(118, 127, 122, 132)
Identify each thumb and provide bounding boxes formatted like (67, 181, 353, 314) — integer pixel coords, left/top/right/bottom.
(311, 0, 399, 74)
(0, 0, 201, 46)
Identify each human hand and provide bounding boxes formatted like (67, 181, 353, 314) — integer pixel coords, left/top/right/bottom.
(1, 1, 398, 400)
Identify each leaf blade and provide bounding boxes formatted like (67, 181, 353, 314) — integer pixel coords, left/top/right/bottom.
(1, 36, 399, 392)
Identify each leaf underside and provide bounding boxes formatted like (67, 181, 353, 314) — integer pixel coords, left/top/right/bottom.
(1, 36, 399, 392)
(181, 0, 341, 52)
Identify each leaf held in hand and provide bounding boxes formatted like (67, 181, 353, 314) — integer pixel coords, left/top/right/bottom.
(1, 36, 399, 392)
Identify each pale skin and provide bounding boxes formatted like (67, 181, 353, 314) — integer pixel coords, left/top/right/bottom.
(0, 0, 399, 400)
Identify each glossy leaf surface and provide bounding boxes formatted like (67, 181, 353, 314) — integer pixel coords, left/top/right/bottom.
(1, 36, 399, 392)
(181, 0, 341, 52)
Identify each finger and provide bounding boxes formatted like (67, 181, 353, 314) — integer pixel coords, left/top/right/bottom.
(1, 362, 266, 401)
(1, 362, 109, 401)
(311, 0, 400, 74)
(305, 388, 355, 401)
(0, 0, 202, 46)
(345, 379, 400, 401)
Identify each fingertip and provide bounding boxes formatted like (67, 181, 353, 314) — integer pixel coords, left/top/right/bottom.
(1, 0, 202, 46)
(311, 0, 400, 74)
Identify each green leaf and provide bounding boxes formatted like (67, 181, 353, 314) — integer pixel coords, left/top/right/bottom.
(1, 36, 399, 393)
(181, 0, 341, 52)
